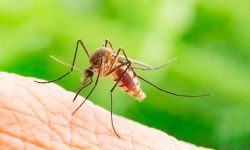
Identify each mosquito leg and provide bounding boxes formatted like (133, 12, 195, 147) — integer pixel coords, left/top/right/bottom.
(72, 71, 100, 114)
(117, 48, 140, 78)
(116, 48, 135, 70)
(109, 47, 133, 73)
(35, 40, 89, 84)
(106, 61, 130, 76)
(110, 92, 120, 138)
(77, 39, 90, 58)
(109, 48, 123, 71)
(72, 59, 103, 114)
(118, 48, 130, 62)
(104, 39, 114, 50)
(129, 59, 212, 97)
(73, 79, 93, 102)
(114, 48, 136, 73)
(109, 62, 131, 138)
(117, 49, 212, 97)
(137, 75, 212, 97)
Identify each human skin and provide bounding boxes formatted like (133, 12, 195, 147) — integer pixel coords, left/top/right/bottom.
(0, 72, 211, 150)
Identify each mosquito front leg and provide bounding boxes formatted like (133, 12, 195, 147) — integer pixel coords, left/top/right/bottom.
(72, 78, 93, 102)
(35, 40, 90, 83)
(104, 39, 114, 50)
(72, 58, 103, 114)
(109, 62, 131, 138)
(72, 75, 99, 114)
(77, 39, 90, 58)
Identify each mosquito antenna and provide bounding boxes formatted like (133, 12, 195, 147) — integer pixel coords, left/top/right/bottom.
(50, 55, 82, 72)
(133, 56, 178, 71)
(137, 75, 212, 97)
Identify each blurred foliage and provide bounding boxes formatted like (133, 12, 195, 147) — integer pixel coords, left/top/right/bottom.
(1, 0, 250, 149)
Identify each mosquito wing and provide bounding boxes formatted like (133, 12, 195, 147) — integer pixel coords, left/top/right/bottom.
(118, 55, 152, 69)
(113, 54, 177, 70)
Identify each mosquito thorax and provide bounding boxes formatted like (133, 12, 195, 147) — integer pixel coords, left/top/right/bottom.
(89, 47, 112, 65)
(89, 47, 113, 75)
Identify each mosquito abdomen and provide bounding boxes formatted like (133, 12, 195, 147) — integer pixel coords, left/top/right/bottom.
(111, 65, 145, 101)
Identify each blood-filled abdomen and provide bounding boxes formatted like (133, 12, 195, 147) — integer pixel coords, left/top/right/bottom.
(111, 65, 145, 101)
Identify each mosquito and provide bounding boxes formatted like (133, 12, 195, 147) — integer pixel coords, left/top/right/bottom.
(35, 39, 212, 138)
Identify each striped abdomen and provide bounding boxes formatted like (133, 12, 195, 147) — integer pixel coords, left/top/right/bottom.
(111, 64, 145, 101)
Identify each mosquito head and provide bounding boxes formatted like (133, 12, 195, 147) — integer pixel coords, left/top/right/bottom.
(84, 68, 94, 78)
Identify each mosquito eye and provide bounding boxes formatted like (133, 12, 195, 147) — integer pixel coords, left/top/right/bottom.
(85, 69, 94, 77)
(88, 70, 94, 76)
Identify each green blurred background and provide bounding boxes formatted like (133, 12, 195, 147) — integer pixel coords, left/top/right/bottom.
(1, 0, 250, 149)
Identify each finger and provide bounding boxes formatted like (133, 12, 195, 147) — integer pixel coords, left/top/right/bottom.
(0, 72, 211, 150)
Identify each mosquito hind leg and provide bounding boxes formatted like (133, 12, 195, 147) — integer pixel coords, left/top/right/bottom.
(109, 62, 131, 138)
(131, 67, 212, 98)
(118, 49, 212, 97)
(109, 47, 131, 72)
(35, 39, 89, 83)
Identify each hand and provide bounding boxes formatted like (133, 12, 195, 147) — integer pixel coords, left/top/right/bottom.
(0, 72, 210, 150)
